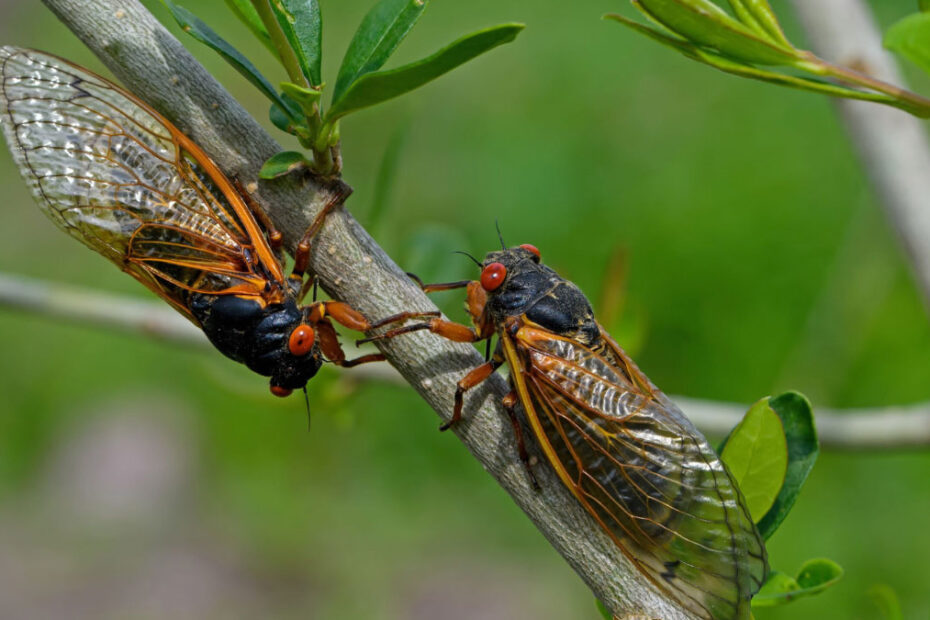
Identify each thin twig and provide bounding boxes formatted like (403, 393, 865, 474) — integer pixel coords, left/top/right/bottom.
(4, 273, 930, 449)
(674, 397, 930, 450)
(36, 1, 687, 617)
(790, 0, 930, 315)
(0, 273, 203, 347)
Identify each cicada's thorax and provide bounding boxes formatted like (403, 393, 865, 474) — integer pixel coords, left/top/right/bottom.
(189, 289, 323, 392)
(482, 248, 601, 348)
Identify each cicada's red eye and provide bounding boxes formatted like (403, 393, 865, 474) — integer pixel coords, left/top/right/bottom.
(270, 385, 293, 397)
(519, 244, 540, 259)
(289, 324, 316, 356)
(480, 262, 507, 291)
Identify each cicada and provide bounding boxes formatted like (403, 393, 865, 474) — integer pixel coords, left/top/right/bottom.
(0, 47, 383, 395)
(363, 243, 768, 619)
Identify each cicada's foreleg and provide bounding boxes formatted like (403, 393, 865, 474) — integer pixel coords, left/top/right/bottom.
(405, 272, 473, 294)
(358, 314, 475, 345)
(503, 390, 539, 490)
(313, 319, 386, 368)
(302, 300, 386, 366)
(360, 280, 492, 344)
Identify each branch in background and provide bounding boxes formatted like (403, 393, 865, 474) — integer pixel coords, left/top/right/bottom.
(788, 0, 930, 316)
(675, 397, 930, 450)
(4, 272, 930, 450)
(35, 1, 686, 617)
(0, 273, 203, 347)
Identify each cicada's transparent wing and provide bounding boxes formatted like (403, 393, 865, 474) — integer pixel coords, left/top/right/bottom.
(0, 47, 283, 319)
(510, 326, 767, 620)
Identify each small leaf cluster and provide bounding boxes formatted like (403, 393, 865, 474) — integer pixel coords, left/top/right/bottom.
(163, 0, 523, 177)
(607, 0, 930, 117)
(718, 392, 842, 609)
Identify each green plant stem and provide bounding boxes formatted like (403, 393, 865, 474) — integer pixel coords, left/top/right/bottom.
(800, 51, 930, 117)
(251, 0, 335, 173)
(251, 0, 309, 88)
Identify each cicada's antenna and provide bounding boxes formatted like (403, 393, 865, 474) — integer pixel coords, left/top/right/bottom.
(453, 250, 482, 267)
(303, 386, 312, 431)
(495, 220, 507, 249)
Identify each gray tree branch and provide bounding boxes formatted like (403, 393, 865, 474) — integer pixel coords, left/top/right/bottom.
(790, 0, 930, 315)
(5, 272, 929, 450)
(37, 0, 688, 617)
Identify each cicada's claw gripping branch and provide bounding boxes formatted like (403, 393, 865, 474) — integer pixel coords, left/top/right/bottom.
(40, 0, 693, 616)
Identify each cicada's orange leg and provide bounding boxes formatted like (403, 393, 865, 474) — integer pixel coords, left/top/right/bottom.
(503, 390, 539, 490)
(291, 186, 351, 281)
(360, 280, 492, 344)
(300, 300, 386, 367)
(233, 178, 285, 263)
(314, 319, 385, 367)
(441, 358, 503, 431)
(359, 280, 499, 431)
(359, 314, 472, 343)
(405, 272, 473, 294)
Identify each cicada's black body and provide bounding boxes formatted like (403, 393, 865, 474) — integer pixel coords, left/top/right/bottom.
(191, 293, 323, 391)
(482, 248, 600, 347)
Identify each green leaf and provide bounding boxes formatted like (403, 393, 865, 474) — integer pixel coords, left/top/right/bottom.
(595, 599, 612, 620)
(885, 12, 930, 77)
(327, 23, 524, 122)
(269, 0, 323, 86)
(795, 558, 843, 592)
(751, 571, 799, 606)
(607, 15, 928, 117)
(259, 150, 311, 178)
(270, 99, 298, 133)
(634, 0, 800, 65)
(720, 397, 788, 522)
(280, 81, 322, 109)
(225, 0, 276, 55)
(752, 559, 843, 607)
(333, 0, 429, 103)
(755, 392, 818, 540)
(922, 0, 930, 13)
(162, 0, 299, 124)
(726, 0, 792, 47)
(869, 584, 903, 620)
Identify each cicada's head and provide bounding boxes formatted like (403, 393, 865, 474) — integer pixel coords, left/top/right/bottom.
(478, 244, 552, 318)
(258, 300, 325, 397)
(478, 244, 599, 344)
(192, 293, 324, 397)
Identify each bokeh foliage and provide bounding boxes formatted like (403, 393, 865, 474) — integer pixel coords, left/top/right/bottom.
(0, 0, 929, 618)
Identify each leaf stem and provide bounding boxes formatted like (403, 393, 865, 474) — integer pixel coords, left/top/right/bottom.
(251, 0, 308, 88)
(801, 51, 930, 117)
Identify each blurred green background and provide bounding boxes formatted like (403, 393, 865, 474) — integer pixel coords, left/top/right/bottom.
(1, 0, 929, 618)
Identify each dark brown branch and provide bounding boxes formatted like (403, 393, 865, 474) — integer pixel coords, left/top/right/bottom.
(38, 0, 689, 617)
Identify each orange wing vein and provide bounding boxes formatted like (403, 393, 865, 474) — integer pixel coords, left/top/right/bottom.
(0, 47, 284, 321)
(504, 325, 767, 620)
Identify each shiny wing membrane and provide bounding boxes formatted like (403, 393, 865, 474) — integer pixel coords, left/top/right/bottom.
(505, 325, 767, 620)
(0, 47, 284, 321)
